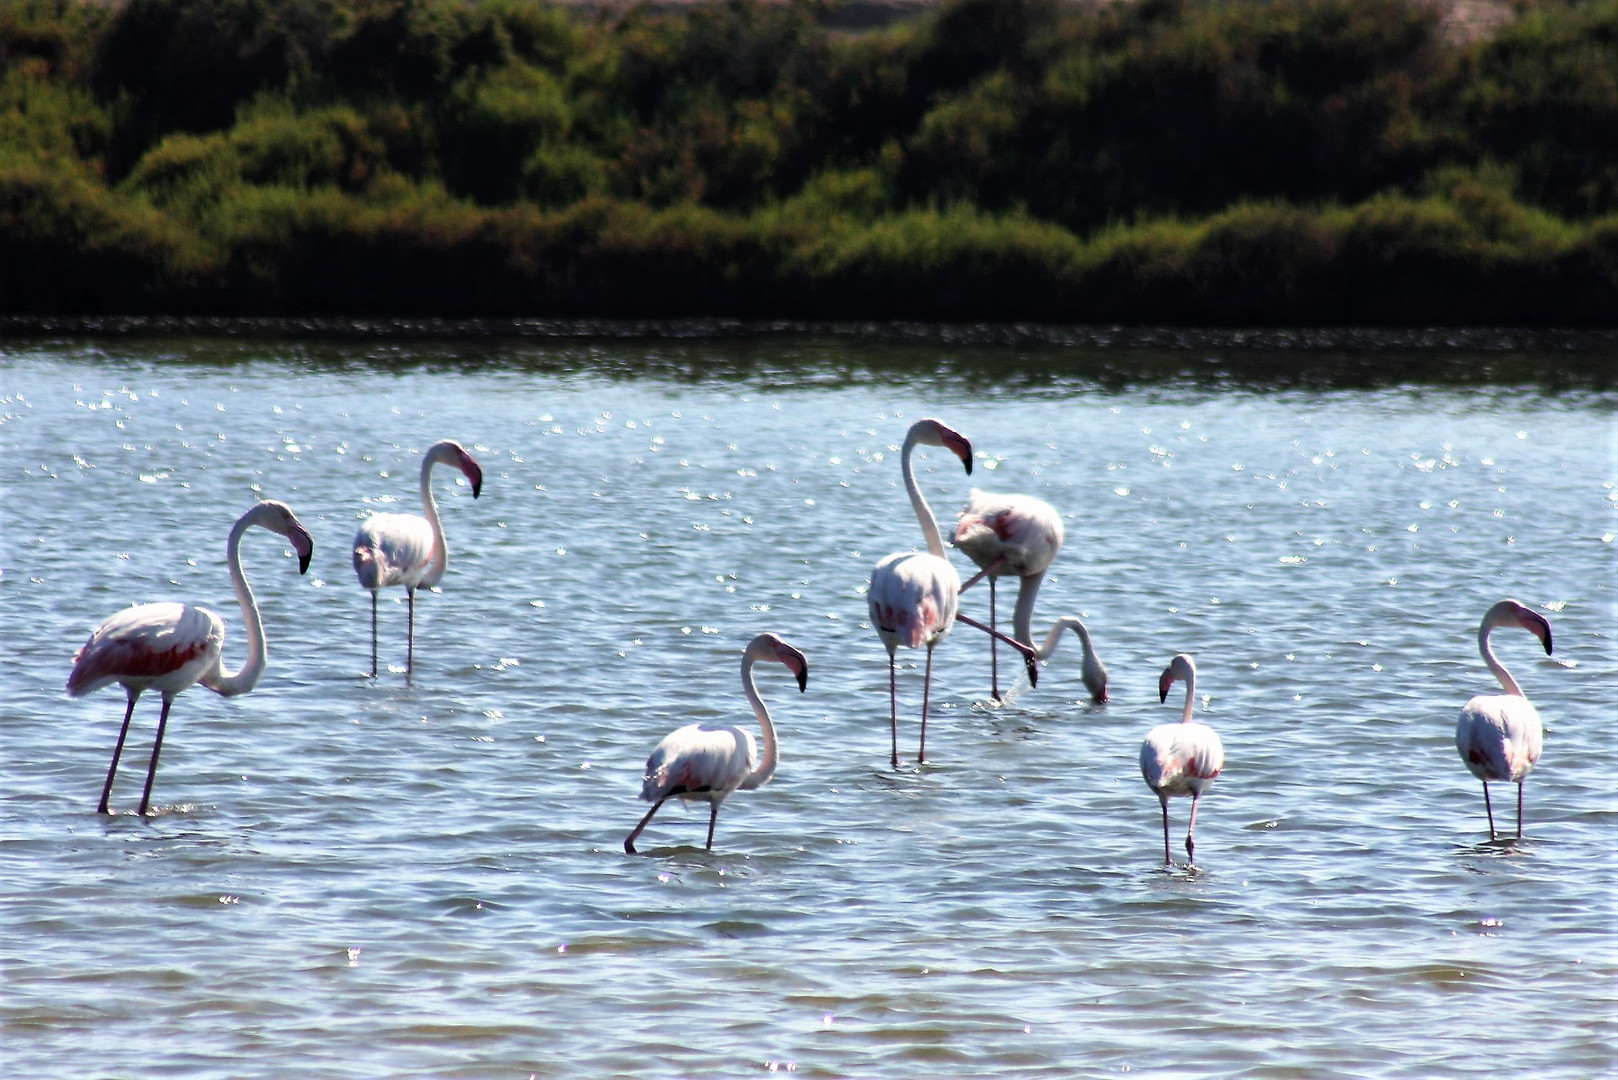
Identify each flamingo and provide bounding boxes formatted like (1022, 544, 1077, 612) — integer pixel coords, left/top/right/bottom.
(867, 419, 1037, 768)
(1455, 599, 1553, 840)
(1027, 616, 1110, 704)
(353, 439, 483, 677)
(66, 500, 314, 816)
(624, 633, 810, 854)
(1140, 654, 1224, 866)
(954, 489, 1066, 700)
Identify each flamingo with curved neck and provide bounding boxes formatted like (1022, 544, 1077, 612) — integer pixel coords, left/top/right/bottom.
(1139, 653, 1225, 866)
(868, 419, 1038, 767)
(1024, 613, 1109, 704)
(625, 633, 810, 854)
(353, 439, 483, 677)
(67, 500, 313, 815)
(1456, 599, 1553, 840)
(955, 488, 1066, 700)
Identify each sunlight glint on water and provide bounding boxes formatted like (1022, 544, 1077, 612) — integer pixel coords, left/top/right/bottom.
(1, 337, 1614, 1078)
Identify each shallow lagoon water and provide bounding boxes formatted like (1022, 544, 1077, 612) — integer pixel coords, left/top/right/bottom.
(1, 332, 1615, 1077)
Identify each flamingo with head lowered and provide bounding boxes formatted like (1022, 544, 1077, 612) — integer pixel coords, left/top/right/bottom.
(66, 500, 313, 816)
(954, 490, 1061, 698)
(625, 633, 810, 854)
(868, 419, 1038, 768)
(1140, 654, 1224, 866)
(1456, 599, 1553, 840)
(353, 439, 482, 677)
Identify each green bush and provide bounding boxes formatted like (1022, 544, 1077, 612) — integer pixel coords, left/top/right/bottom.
(0, 0, 1612, 323)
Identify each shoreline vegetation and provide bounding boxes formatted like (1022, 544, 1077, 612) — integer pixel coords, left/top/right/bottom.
(2, 0, 1614, 325)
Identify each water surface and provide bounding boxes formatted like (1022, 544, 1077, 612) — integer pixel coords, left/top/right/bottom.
(2, 332, 1614, 1077)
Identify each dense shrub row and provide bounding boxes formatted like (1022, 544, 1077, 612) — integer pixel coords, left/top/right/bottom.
(1, 0, 1614, 323)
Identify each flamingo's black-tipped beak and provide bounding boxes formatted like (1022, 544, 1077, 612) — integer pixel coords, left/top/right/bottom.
(1024, 653, 1038, 688)
(938, 426, 973, 476)
(468, 463, 483, 498)
(796, 668, 808, 693)
(289, 524, 314, 575)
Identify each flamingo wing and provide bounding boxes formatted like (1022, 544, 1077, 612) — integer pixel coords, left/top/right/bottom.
(67, 602, 225, 697)
(640, 723, 758, 802)
(954, 490, 1064, 576)
(353, 512, 436, 590)
(868, 552, 960, 650)
(1140, 722, 1224, 796)
(1457, 694, 1542, 783)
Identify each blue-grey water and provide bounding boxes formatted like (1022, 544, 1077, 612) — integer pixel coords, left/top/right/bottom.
(2, 332, 1615, 1078)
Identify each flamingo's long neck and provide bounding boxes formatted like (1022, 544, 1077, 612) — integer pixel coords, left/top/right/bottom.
(1013, 572, 1047, 648)
(901, 429, 945, 558)
(419, 451, 449, 587)
(1479, 618, 1525, 698)
(1035, 613, 1090, 661)
(1179, 668, 1196, 723)
(737, 653, 779, 791)
(205, 513, 267, 697)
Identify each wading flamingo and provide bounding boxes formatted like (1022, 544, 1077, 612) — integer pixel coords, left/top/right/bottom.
(66, 501, 313, 816)
(955, 489, 1064, 700)
(353, 439, 482, 677)
(1026, 616, 1109, 704)
(1456, 599, 1553, 840)
(868, 419, 1037, 768)
(1140, 654, 1224, 866)
(625, 633, 810, 854)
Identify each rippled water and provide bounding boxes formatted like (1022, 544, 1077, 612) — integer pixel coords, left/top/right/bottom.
(2, 333, 1615, 1078)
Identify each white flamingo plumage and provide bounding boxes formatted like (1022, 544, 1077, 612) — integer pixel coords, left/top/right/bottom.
(353, 439, 483, 677)
(66, 501, 314, 815)
(868, 419, 1037, 768)
(624, 633, 810, 854)
(955, 489, 1065, 699)
(1140, 654, 1224, 866)
(1455, 599, 1553, 840)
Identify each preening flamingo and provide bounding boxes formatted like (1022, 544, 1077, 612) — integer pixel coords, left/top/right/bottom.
(955, 489, 1065, 700)
(867, 419, 1037, 768)
(1140, 654, 1224, 866)
(353, 439, 482, 677)
(66, 501, 313, 816)
(624, 633, 810, 855)
(1455, 599, 1553, 840)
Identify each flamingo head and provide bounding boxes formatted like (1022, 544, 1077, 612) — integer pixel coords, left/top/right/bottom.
(1158, 653, 1195, 704)
(429, 440, 484, 498)
(1494, 599, 1553, 655)
(751, 632, 809, 692)
(1082, 653, 1109, 705)
(256, 500, 314, 574)
(914, 418, 973, 476)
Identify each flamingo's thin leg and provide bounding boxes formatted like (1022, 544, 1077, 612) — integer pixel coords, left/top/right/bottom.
(705, 802, 721, 850)
(98, 691, 139, 814)
(1186, 791, 1204, 866)
(1160, 796, 1172, 865)
(919, 645, 935, 764)
(137, 695, 175, 817)
(889, 650, 900, 769)
(624, 797, 668, 854)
